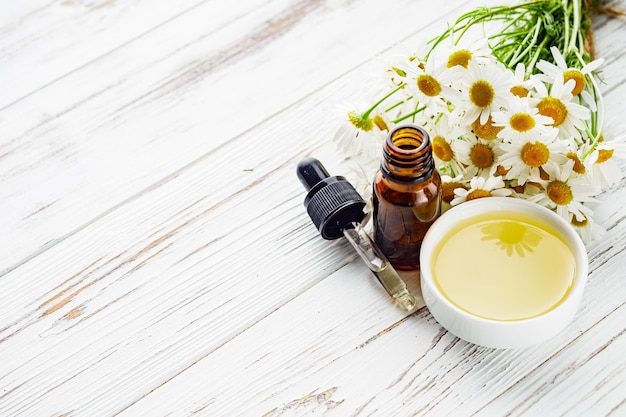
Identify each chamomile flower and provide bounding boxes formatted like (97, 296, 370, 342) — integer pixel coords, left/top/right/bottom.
(452, 60, 514, 125)
(333, 101, 390, 191)
(454, 134, 502, 178)
(425, 115, 467, 176)
(399, 55, 460, 116)
(571, 211, 606, 244)
(527, 160, 598, 223)
(335, 86, 394, 133)
(492, 96, 558, 143)
(471, 115, 504, 140)
(509, 62, 535, 98)
(584, 139, 626, 189)
(334, 121, 386, 186)
(450, 175, 512, 205)
(440, 174, 469, 204)
(437, 37, 494, 69)
(531, 73, 591, 140)
(563, 147, 589, 177)
(377, 42, 425, 87)
(498, 134, 568, 185)
(536, 46, 604, 97)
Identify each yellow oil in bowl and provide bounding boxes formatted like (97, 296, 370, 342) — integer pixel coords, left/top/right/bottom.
(432, 211, 576, 321)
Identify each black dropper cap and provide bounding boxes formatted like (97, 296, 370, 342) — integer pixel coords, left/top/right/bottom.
(296, 157, 366, 240)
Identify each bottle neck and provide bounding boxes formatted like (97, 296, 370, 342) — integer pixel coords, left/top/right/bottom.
(381, 125, 435, 183)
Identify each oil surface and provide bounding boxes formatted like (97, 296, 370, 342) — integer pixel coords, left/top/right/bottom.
(432, 211, 576, 321)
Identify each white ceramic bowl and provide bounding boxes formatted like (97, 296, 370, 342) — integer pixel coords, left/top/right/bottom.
(420, 197, 588, 349)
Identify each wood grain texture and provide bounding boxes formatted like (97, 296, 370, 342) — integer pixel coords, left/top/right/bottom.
(0, 0, 201, 109)
(0, 0, 492, 273)
(1, 0, 625, 416)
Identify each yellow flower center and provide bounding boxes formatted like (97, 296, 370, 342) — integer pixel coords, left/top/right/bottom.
(472, 116, 503, 140)
(417, 74, 442, 97)
(537, 97, 568, 126)
(442, 182, 467, 203)
(566, 152, 586, 174)
(563, 69, 585, 95)
(470, 143, 495, 168)
(510, 113, 536, 132)
(546, 180, 573, 205)
(510, 85, 529, 98)
(466, 189, 492, 200)
(432, 135, 453, 161)
(447, 50, 472, 68)
(348, 111, 373, 131)
(596, 148, 614, 164)
(521, 142, 550, 167)
(497, 165, 510, 176)
(571, 215, 588, 227)
(372, 114, 388, 131)
(469, 80, 495, 108)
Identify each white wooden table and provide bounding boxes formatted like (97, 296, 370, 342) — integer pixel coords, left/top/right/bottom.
(2, 1, 625, 415)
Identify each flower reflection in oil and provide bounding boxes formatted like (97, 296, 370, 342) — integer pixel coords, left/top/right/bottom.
(480, 220, 543, 257)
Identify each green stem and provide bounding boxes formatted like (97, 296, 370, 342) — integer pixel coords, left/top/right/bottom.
(580, 76, 605, 159)
(361, 83, 406, 119)
(385, 97, 410, 113)
(526, 35, 549, 74)
(569, 0, 581, 53)
(392, 105, 427, 124)
(507, 19, 543, 67)
(562, 0, 571, 55)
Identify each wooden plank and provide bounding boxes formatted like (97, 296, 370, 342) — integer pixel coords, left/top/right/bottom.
(0, 145, 330, 415)
(0, 0, 201, 109)
(0, 0, 329, 271)
(474, 308, 626, 416)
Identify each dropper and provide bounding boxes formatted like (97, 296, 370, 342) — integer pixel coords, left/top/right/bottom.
(296, 157, 416, 311)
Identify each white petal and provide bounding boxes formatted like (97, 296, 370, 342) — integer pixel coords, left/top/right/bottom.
(562, 158, 575, 179)
(491, 188, 513, 197)
(536, 60, 559, 77)
(580, 90, 597, 111)
(582, 58, 604, 74)
(550, 46, 568, 70)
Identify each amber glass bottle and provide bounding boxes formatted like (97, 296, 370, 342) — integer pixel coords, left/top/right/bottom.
(373, 125, 442, 270)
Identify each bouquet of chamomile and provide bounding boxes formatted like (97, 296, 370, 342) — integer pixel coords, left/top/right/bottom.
(335, 0, 624, 243)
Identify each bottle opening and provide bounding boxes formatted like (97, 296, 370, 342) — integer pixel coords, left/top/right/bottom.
(381, 124, 435, 182)
(387, 126, 430, 154)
